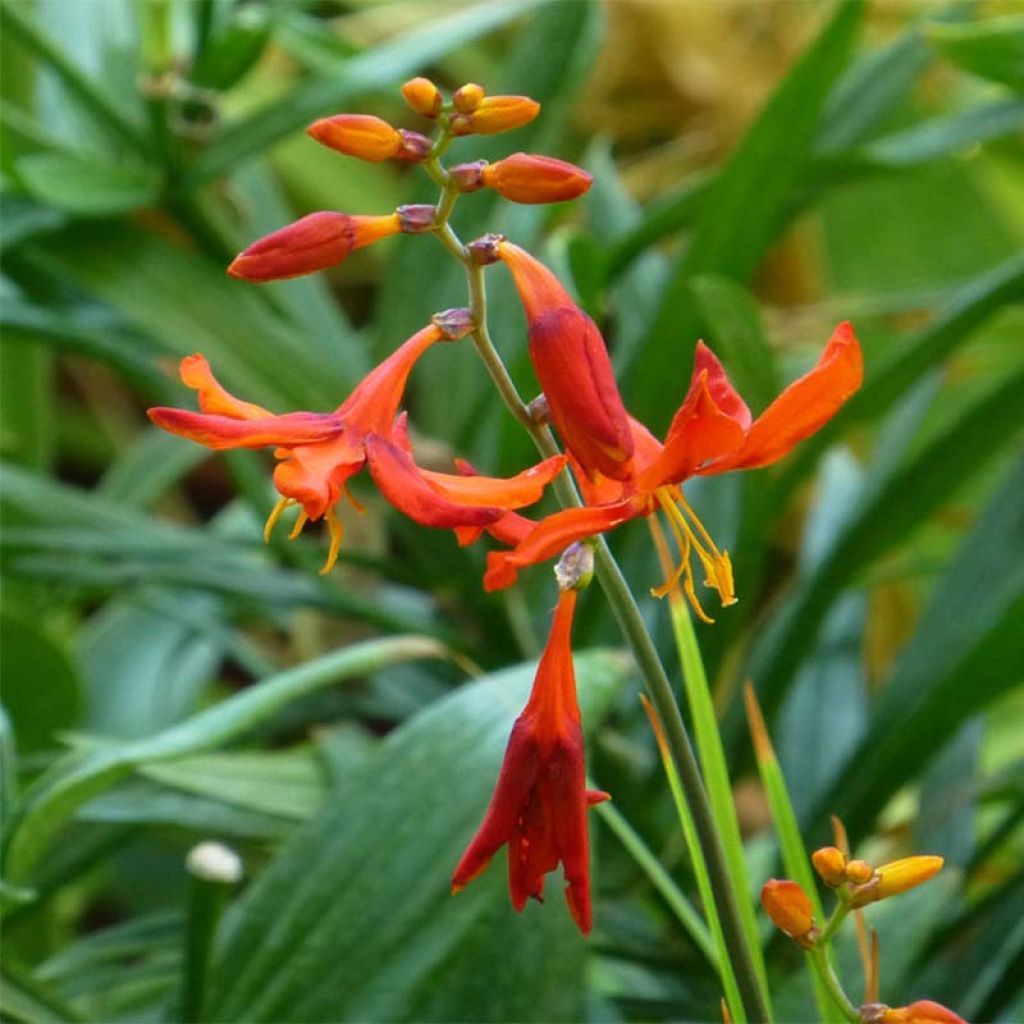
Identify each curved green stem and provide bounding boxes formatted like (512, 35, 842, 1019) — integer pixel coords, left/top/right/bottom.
(808, 948, 860, 1023)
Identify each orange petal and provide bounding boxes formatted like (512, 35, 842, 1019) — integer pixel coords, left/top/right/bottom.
(418, 454, 566, 510)
(306, 114, 401, 162)
(178, 354, 270, 419)
(364, 436, 502, 530)
(636, 371, 746, 490)
(272, 434, 366, 521)
(147, 408, 342, 450)
(708, 321, 863, 472)
(693, 341, 751, 430)
(483, 501, 638, 591)
(336, 324, 442, 432)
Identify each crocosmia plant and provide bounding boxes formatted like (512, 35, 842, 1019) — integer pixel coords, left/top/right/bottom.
(6, 6, 1016, 1023)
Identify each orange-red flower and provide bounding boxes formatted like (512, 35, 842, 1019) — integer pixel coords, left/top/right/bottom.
(227, 211, 401, 282)
(760, 879, 816, 945)
(482, 153, 593, 204)
(879, 1000, 967, 1024)
(148, 324, 565, 572)
(451, 587, 609, 934)
(485, 259, 862, 619)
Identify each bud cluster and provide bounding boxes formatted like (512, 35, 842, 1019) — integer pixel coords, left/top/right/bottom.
(810, 846, 944, 909)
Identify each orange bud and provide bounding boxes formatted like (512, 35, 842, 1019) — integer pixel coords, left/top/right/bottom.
(811, 846, 847, 887)
(401, 76, 442, 118)
(227, 212, 400, 282)
(845, 859, 875, 885)
(481, 153, 593, 205)
(760, 879, 815, 944)
(451, 95, 540, 136)
(851, 855, 943, 908)
(453, 82, 484, 113)
(307, 114, 430, 163)
(880, 1000, 967, 1023)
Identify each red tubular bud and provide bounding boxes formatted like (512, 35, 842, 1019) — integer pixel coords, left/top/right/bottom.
(227, 212, 400, 282)
(481, 153, 593, 204)
(761, 879, 816, 945)
(307, 114, 403, 162)
(498, 241, 634, 482)
(401, 77, 442, 118)
(453, 82, 485, 113)
(450, 95, 540, 136)
(879, 1000, 967, 1023)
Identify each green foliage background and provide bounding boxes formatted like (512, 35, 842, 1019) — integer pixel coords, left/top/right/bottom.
(1, 1, 1022, 1021)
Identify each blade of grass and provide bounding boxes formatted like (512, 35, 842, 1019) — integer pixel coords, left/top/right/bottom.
(640, 695, 746, 1024)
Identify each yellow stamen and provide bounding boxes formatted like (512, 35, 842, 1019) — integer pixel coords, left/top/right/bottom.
(288, 511, 308, 540)
(651, 487, 737, 621)
(319, 509, 344, 575)
(343, 487, 366, 514)
(263, 497, 294, 543)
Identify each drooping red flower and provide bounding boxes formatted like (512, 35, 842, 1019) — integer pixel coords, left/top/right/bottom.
(148, 324, 565, 572)
(452, 587, 609, 934)
(484, 316, 863, 620)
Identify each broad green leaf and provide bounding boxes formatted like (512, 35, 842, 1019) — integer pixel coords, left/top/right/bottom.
(629, 1, 863, 426)
(16, 153, 160, 216)
(1, 613, 81, 754)
(207, 650, 632, 1023)
(929, 16, 1024, 91)
(1, 635, 446, 886)
(0, 338, 54, 469)
(0, 962, 81, 1024)
(183, 0, 541, 186)
(817, 457, 1024, 839)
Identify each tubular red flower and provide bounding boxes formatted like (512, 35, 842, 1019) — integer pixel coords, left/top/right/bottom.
(498, 241, 634, 482)
(484, 323, 863, 620)
(452, 588, 608, 934)
(227, 212, 401, 282)
(481, 153, 593, 205)
(879, 1000, 967, 1024)
(148, 326, 565, 572)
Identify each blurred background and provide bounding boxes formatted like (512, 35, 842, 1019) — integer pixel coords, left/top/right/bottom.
(1, 1, 1022, 1021)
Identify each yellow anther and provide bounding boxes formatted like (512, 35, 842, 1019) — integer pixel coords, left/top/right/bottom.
(263, 497, 294, 543)
(288, 510, 308, 541)
(319, 509, 344, 575)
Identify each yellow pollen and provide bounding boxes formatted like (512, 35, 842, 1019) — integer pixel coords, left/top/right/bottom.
(263, 497, 295, 543)
(651, 486, 737, 622)
(319, 508, 344, 575)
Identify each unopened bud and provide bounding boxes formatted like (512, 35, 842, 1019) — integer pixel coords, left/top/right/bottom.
(453, 82, 485, 113)
(555, 541, 594, 592)
(845, 859, 875, 885)
(307, 114, 403, 162)
(872, 1000, 967, 1023)
(527, 393, 551, 425)
(761, 879, 816, 947)
(396, 204, 437, 234)
(228, 212, 400, 282)
(432, 307, 475, 340)
(481, 153, 593, 204)
(450, 95, 540, 136)
(448, 160, 488, 193)
(466, 233, 504, 265)
(401, 76, 442, 118)
(850, 855, 943, 908)
(812, 846, 848, 887)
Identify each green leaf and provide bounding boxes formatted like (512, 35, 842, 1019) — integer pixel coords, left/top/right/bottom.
(817, 458, 1024, 841)
(206, 650, 632, 1023)
(183, 0, 542, 186)
(1, 635, 446, 887)
(16, 153, 160, 216)
(628, 0, 863, 425)
(0, 961, 82, 1024)
(929, 16, 1024, 91)
(0, 337, 55, 469)
(0, 613, 81, 754)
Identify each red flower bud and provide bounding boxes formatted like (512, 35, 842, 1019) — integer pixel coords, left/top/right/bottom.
(880, 1000, 967, 1023)
(307, 114, 429, 163)
(227, 212, 400, 282)
(451, 95, 540, 136)
(481, 153, 593, 204)
(761, 879, 815, 945)
(401, 76, 442, 118)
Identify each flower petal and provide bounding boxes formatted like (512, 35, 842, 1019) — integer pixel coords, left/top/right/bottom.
(635, 371, 746, 490)
(693, 341, 752, 430)
(418, 454, 566, 509)
(364, 435, 502, 529)
(178, 354, 270, 419)
(147, 408, 342, 450)
(708, 322, 863, 472)
(484, 501, 638, 591)
(272, 435, 365, 521)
